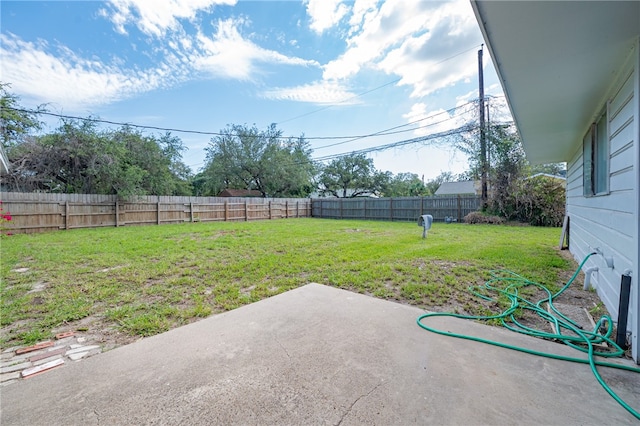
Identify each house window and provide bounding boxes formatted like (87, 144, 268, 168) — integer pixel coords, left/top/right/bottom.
(583, 107, 609, 196)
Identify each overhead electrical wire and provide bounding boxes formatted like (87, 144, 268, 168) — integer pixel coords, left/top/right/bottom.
(1, 42, 490, 159)
(0, 99, 477, 143)
(1, 107, 230, 137)
(1, 103, 479, 171)
(311, 124, 475, 163)
(313, 100, 477, 150)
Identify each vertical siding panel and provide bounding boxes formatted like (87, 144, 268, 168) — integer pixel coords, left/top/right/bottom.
(565, 41, 639, 363)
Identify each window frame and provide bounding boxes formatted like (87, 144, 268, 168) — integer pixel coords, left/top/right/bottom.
(583, 106, 610, 197)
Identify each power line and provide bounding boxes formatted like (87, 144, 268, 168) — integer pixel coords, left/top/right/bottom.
(312, 100, 476, 150)
(1, 99, 477, 142)
(2, 107, 230, 137)
(310, 124, 476, 164)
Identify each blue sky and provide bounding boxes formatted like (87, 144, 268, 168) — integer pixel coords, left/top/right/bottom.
(0, 0, 505, 180)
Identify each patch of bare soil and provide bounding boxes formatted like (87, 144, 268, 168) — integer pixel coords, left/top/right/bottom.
(51, 316, 139, 352)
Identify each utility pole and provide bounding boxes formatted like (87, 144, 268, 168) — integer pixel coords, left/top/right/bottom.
(486, 97, 490, 174)
(478, 45, 487, 208)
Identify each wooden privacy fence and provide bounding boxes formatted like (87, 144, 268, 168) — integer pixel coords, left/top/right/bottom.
(311, 195, 481, 223)
(0, 192, 311, 233)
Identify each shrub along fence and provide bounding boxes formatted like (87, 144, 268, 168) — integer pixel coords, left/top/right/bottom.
(311, 195, 481, 223)
(0, 192, 311, 234)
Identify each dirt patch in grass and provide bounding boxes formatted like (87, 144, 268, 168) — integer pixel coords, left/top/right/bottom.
(53, 316, 139, 351)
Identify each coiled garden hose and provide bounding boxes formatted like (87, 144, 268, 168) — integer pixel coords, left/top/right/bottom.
(416, 253, 640, 420)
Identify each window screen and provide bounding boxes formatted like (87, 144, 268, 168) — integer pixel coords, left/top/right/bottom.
(583, 125, 594, 196)
(583, 107, 609, 196)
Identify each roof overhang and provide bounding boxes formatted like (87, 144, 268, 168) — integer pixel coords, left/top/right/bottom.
(471, 1, 640, 164)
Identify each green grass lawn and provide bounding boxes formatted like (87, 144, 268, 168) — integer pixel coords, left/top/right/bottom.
(0, 218, 572, 348)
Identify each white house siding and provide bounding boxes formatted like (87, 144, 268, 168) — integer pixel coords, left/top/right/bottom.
(566, 40, 639, 362)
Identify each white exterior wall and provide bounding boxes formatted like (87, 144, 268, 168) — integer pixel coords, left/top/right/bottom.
(566, 40, 639, 362)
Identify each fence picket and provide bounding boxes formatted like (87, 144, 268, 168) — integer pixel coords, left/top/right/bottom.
(311, 195, 480, 223)
(0, 192, 312, 233)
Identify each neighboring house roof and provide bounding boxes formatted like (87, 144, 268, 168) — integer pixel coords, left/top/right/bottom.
(471, 1, 639, 164)
(526, 173, 566, 181)
(217, 189, 262, 197)
(435, 181, 477, 196)
(525, 173, 567, 188)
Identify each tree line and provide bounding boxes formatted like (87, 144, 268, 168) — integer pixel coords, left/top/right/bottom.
(1, 85, 565, 225)
(0, 85, 450, 199)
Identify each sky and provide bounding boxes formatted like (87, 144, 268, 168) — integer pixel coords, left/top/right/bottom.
(0, 0, 506, 181)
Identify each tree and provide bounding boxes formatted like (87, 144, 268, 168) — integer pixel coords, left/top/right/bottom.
(454, 119, 566, 225)
(110, 127, 192, 196)
(3, 119, 192, 196)
(202, 124, 315, 197)
(486, 124, 527, 217)
(382, 172, 428, 197)
(4, 118, 126, 193)
(0, 84, 43, 148)
(317, 153, 388, 197)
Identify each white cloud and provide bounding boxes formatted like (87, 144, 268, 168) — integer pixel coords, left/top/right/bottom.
(322, 0, 482, 101)
(102, 0, 237, 37)
(0, 15, 320, 111)
(377, 3, 480, 97)
(261, 80, 358, 105)
(305, 0, 350, 34)
(0, 34, 180, 111)
(323, 0, 439, 81)
(194, 19, 319, 81)
(348, 0, 378, 34)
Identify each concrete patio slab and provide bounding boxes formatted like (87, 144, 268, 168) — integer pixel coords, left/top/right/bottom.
(1, 283, 638, 425)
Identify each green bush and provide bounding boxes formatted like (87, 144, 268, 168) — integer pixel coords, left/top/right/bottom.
(489, 175, 565, 227)
(513, 176, 566, 226)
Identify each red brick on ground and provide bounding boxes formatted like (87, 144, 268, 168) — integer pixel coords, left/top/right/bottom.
(55, 332, 75, 340)
(15, 341, 54, 355)
(29, 347, 67, 362)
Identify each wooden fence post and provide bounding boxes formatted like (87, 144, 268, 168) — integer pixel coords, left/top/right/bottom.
(115, 200, 120, 227)
(363, 198, 367, 220)
(296, 201, 299, 218)
(285, 201, 289, 219)
(65, 201, 70, 230)
(389, 198, 393, 222)
(457, 195, 462, 223)
(268, 201, 272, 219)
(340, 198, 343, 219)
(157, 201, 161, 225)
(190, 202, 194, 222)
(224, 201, 228, 221)
(245, 201, 249, 221)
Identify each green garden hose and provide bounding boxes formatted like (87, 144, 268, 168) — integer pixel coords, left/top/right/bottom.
(416, 253, 640, 420)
